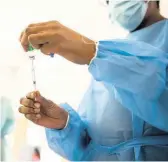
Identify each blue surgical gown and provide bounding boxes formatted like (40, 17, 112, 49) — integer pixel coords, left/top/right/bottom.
(46, 19, 168, 161)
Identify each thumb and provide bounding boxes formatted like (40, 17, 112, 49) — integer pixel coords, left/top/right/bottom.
(35, 91, 46, 103)
(35, 91, 54, 108)
(34, 91, 41, 98)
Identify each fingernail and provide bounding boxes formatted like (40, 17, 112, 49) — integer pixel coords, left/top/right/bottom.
(35, 91, 40, 97)
(20, 98, 24, 104)
(35, 96, 43, 103)
(26, 114, 31, 118)
(34, 103, 40, 108)
(34, 109, 40, 113)
(36, 114, 41, 119)
(18, 108, 21, 113)
(30, 92, 35, 99)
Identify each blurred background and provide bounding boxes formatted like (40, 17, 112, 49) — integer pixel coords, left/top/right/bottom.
(0, 0, 167, 161)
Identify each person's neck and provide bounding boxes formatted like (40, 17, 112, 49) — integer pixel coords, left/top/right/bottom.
(145, 13, 166, 27)
(133, 13, 166, 32)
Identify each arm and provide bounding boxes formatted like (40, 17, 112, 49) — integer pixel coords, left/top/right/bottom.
(19, 92, 94, 161)
(89, 40, 168, 131)
(45, 103, 92, 161)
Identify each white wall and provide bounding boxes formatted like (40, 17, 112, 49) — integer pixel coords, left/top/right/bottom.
(161, 0, 168, 17)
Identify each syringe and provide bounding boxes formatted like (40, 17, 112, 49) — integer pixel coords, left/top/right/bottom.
(28, 44, 54, 91)
(29, 56, 36, 90)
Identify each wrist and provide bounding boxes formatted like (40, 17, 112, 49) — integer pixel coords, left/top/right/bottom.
(58, 109, 69, 129)
(63, 113, 69, 129)
(82, 37, 96, 65)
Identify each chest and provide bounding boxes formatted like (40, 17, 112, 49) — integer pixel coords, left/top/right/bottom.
(79, 81, 133, 145)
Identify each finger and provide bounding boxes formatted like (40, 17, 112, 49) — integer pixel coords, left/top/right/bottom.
(26, 91, 36, 100)
(25, 114, 42, 122)
(21, 26, 46, 51)
(35, 95, 52, 109)
(28, 32, 58, 53)
(28, 32, 52, 46)
(25, 26, 46, 36)
(35, 95, 56, 111)
(20, 24, 46, 49)
(20, 21, 59, 50)
(20, 98, 35, 108)
(19, 31, 24, 41)
(35, 91, 41, 97)
(40, 43, 56, 55)
(20, 32, 29, 51)
(26, 91, 41, 102)
(28, 21, 58, 27)
(28, 22, 50, 27)
(28, 34, 42, 49)
(19, 106, 40, 114)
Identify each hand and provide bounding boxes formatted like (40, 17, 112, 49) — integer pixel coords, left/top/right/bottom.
(20, 21, 96, 65)
(19, 91, 68, 129)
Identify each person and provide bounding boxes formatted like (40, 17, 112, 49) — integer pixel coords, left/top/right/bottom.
(18, 0, 168, 161)
(0, 96, 15, 161)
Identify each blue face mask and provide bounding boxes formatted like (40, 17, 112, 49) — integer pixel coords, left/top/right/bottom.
(109, 0, 148, 32)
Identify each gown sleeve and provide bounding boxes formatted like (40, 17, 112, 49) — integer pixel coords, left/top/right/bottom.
(88, 40, 168, 131)
(45, 103, 93, 161)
